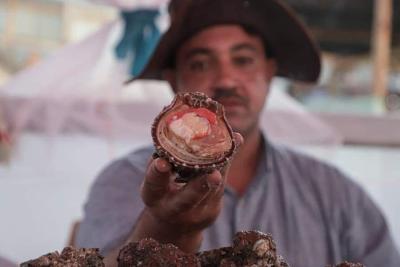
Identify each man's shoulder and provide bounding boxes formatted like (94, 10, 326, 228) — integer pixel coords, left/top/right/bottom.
(269, 142, 371, 221)
(269, 142, 361, 192)
(269, 142, 338, 173)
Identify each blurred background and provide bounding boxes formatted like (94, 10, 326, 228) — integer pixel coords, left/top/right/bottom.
(0, 0, 399, 265)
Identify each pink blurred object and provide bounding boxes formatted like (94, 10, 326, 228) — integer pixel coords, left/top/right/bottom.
(0, 130, 11, 144)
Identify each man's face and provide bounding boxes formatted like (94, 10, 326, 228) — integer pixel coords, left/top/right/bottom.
(165, 25, 276, 137)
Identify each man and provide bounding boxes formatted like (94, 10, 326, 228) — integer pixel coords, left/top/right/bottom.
(76, 0, 400, 266)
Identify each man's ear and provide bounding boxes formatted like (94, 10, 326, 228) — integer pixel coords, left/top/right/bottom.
(162, 69, 178, 91)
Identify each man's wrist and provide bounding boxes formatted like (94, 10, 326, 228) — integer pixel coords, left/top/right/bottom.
(129, 209, 203, 253)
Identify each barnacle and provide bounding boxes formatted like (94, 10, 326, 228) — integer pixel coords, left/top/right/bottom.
(152, 92, 237, 180)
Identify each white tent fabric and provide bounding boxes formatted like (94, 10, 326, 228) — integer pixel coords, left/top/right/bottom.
(90, 0, 169, 10)
(0, 19, 342, 147)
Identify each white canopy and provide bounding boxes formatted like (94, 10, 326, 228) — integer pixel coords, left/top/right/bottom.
(90, 0, 170, 10)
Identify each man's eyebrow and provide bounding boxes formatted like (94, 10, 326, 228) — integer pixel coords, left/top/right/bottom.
(183, 48, 211, 60)
(231, 43, 258, 53)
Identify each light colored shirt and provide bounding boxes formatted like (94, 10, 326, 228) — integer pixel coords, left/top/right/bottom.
(76, 137, 400, 267)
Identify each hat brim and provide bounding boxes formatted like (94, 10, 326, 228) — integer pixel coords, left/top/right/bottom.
(129, 0, 321, 83)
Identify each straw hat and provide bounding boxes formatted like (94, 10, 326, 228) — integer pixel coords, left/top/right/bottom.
(131, 0, 321, 83)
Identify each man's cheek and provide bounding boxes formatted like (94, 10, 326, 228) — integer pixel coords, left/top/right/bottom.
(179, 79, 208, 93)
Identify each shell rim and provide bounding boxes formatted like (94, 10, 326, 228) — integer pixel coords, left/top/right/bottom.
(151, 92, 237, 170)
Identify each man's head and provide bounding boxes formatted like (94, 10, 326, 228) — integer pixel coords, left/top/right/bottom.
(132, 0, 321, 136)
(164, 24, 275, 136)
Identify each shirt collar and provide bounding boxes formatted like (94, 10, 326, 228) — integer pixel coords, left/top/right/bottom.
(224, 131, 271, 196)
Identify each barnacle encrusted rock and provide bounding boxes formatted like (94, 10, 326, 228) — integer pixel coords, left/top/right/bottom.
(21, 232, 365, 267)
(20, 247, 104, 267)
(327, 262, 365, 267)
(197, 231, 290, 267)
(118, 231, 287, 267)
(117, 238, 200, 267)
(152, 92, 237, 180)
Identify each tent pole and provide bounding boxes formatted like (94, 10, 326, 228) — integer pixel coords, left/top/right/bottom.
(372, 0, 393, 99)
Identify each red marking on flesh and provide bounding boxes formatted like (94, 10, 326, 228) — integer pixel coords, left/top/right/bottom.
(166, 108, 217, 125)
(191, 128, 210, 140)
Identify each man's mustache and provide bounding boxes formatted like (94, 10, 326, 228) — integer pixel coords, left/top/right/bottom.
(212, 89, 249, 107)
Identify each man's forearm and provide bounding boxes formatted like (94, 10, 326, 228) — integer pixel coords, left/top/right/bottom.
(129, 209, 203, 253)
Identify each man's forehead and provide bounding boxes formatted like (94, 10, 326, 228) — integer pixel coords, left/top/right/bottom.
(177, 25, 265, 57)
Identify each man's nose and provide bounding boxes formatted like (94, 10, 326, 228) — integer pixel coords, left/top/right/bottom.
(213, 62, 238, 89)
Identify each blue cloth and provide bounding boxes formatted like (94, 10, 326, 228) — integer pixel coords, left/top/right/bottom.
(115, 9, 161, 76)
(77, 136, 400, 266)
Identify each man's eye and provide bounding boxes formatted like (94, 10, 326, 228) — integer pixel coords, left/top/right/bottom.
(233, 56, 254, 66)
(189, 60, 209, 72)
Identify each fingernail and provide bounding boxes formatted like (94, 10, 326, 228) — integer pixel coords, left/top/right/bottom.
(155, 159, 170, 173)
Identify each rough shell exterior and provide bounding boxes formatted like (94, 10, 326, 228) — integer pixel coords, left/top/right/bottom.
(152, 92, 237, 180)
(197, 230, 290, 267)
(117, 238, 200, 267)
(20, 247, 104, 267)
(327, 262, 365, 267)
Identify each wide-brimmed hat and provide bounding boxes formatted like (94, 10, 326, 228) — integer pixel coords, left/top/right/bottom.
(130, 0, 321, 83)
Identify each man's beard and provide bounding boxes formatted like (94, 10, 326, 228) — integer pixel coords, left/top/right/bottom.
(231, 116, 259, 138)
(211, 88, 258, 137)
